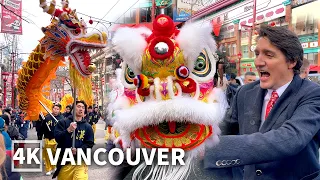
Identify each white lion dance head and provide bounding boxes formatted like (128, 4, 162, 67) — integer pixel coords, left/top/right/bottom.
(112, 15, 227, 180)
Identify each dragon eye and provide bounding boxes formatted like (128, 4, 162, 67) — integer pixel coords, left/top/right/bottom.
(192, 50, 211, 77)
(125, 66, 135, 84)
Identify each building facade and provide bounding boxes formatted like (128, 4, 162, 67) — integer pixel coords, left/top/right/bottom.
(193, 0, 319, 76)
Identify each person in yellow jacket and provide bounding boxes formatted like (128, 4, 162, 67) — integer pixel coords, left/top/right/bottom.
(40, 103, 64, 176)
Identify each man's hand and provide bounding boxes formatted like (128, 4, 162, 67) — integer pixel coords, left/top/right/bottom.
(219, 79, 224, 86)
(67, 122, 77, 133)
(72, 148, 76, 155)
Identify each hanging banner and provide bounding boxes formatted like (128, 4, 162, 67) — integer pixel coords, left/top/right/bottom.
(1, 0, 23, 35)
(212, 15, 224, 36)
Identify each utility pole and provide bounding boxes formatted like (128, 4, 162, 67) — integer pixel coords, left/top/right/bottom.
(11, 35, 15, 108)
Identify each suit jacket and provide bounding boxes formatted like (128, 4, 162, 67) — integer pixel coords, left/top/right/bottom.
(204, 75, 320, 180)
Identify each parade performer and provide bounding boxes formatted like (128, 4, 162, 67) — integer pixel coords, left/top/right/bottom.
(112, 15, 227, 179)
(53, 100, 94, 179)
(40, 103, 64, 176)
(17, 0, 107, 121)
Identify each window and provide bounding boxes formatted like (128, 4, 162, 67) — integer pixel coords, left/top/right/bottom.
(307, 53, 318, 65)
(241, 31, 249, 38)
(232, 43, 236, 56)
(242, 45, 249, 58)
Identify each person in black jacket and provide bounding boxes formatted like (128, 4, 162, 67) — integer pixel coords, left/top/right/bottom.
(87, 106, 100, 142)
(40, 103, 64, 176)
(53, 100, 94, 179)
(62, 105, 72, 118)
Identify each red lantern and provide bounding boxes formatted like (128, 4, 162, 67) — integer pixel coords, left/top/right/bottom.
(89, 19, 93, 24)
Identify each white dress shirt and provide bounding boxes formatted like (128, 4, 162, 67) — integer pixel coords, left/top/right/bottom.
(260, 81, 292, 128)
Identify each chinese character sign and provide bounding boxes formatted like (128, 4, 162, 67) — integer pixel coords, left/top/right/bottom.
(1, 0, 22, 35)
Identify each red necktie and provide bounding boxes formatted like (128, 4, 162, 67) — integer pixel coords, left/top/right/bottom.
(265, 91, 279, 120)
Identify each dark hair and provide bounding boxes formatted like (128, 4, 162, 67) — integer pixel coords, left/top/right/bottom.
(52, 103, 62, 109)
(244, 71, 256, 76)
(88, 106, 92, 109)
(1, 115, 9, 126)
(66, 105, 72, 109)
(4, 108, 11, 114)
(257, 25, 303, 74)
(230, 73, 236, 80)
(76, 100, 87, 112)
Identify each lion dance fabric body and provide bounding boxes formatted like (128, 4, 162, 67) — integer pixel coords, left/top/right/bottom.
(112, 15, 228, 179)
(17, 0, 107, 120)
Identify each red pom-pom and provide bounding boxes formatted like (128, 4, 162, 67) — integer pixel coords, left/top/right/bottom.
(270, 22, 276, 26)
(89, 19, 93, 24)
(75, 28, 81, 34)
(153, 14, 175, 37)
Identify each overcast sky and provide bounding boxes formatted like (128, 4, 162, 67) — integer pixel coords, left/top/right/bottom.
(11, 0, 141, 61)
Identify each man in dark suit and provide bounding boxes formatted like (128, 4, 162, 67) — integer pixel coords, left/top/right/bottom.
(204, 25, 320, 179)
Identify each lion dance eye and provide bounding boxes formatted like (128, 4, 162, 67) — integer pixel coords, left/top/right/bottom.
(125, 66, 135, 84)
(192, 50, 211, 77)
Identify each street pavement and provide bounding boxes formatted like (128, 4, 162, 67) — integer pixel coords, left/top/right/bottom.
(19, 120, 119, 180)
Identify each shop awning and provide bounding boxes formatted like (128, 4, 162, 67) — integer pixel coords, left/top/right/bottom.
(310, 65, 320, 71)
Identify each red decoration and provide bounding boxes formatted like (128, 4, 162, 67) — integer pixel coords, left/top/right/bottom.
(177, 78, 197, 93)
(89, 19, 93, 24)
(270, 22, 276, 27)
(152, 14, 175, 37)
(137, 88, 150, 96)
(148, 36, 174, 60)
(75, 27, 81, 34)
(212, 16, 224, 36)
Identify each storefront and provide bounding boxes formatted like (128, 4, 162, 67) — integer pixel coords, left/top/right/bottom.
(292, 0, 320, 66)
(240, 58, 257, 75)
(194, 0, 289, 75)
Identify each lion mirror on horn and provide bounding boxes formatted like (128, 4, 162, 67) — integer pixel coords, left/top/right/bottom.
(111, 15, 228, 179)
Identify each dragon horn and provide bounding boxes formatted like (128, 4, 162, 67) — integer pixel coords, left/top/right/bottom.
(39, 0, 56, 15)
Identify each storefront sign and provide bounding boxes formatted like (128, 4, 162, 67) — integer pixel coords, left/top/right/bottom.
(301, 42, 319, 49)
(202, 0, 282, 26)
(301, 43, 309, 48)
(174, 0, 225, 22)
(292, 0, 317, 7)
(310, 42, 318, 48)
(239, 4, 285, 29)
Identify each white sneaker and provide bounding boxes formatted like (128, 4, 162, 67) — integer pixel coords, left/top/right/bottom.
(46, 172, 51, 176)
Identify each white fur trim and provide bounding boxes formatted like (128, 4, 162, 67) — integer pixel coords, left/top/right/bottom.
(112, 27, 152, 75)
(113, 97, 226, 134)
(176, 22, 217, 71)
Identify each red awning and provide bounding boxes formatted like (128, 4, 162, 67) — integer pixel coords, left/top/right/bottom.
(310, 65, 320, 71)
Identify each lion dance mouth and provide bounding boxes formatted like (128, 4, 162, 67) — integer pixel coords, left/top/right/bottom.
(111, 15, 227, 180)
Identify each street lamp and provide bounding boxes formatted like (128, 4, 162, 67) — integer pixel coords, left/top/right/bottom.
(237, 52, 242, 76)
(2, 72, 10, 107)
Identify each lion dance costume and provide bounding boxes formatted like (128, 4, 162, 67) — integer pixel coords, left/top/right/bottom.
(112, 15, 227, 179)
